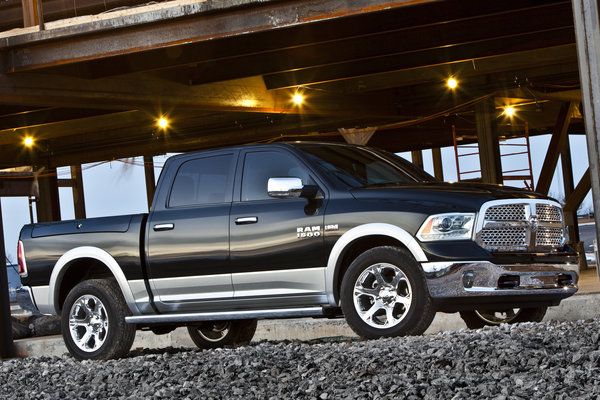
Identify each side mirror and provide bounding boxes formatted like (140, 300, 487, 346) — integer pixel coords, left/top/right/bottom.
(268, 177, 303, 198)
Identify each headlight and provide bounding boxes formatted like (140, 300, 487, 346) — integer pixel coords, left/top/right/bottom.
(417, 213, 475, 241)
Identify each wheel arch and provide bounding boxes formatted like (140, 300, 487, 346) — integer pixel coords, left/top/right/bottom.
(325, 223, 427, 305)
(49, 246, 140, 315)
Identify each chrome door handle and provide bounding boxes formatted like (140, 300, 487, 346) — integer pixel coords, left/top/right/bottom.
(153, 223, 174, 231)
(235, 217, 258, 225)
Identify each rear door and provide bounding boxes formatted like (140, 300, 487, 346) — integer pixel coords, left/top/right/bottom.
(229, 148, 328, 307)
(146, 151, 237, 313)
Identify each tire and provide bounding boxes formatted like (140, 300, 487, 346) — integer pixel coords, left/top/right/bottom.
(187, 319, 257, 349)
(459, 307, 547, 329)
(340, 246, 436, 339)
(61, 279, 136, 360)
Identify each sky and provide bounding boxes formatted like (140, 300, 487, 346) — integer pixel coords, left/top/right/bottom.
(1, 134, 593, 263)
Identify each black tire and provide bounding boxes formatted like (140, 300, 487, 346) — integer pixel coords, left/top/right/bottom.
(187, 319, 257, 349)
(61, 279, 136, 360)
(340, 246, 436, 339)
(459, 307, 547, 329)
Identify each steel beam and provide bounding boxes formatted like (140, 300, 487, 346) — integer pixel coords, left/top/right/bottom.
(535, 102, 575, 195)
(475, 98, 502, 184)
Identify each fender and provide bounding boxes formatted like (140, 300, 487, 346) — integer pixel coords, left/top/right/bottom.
(325, 223, 428, 306)
(46, 246, 141, 315)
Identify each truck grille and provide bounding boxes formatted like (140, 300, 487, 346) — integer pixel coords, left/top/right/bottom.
(476, 200, 565, 252)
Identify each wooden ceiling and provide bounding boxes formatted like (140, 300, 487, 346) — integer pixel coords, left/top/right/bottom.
(0, 0, 583, 169)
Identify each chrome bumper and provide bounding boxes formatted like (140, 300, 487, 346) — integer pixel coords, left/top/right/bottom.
(422, 261, 578, 305)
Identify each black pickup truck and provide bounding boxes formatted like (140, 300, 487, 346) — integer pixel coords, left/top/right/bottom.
(17, 142, 578, 359)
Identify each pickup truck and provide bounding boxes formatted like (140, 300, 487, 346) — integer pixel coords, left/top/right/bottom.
(17, 142, 578, 360)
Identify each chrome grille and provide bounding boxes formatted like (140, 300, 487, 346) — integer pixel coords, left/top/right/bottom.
(484, 204, 526, 221)
(480, 227, 527, 248)
(536, 204, 562, 222)
(477, 200, 565, 251)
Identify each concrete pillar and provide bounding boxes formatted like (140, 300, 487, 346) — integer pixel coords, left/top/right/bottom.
(35, 168, 61, 223)
(0, 199, 15, 359)
(475, 98, 502, 184)
(572, 0, 600, 269)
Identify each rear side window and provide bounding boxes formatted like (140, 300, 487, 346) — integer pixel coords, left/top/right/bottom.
(169, 154, 234, 207)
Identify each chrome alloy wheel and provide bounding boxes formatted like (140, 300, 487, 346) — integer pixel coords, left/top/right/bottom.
(352, 263, 413, 329)
(68, 294, 109, 353)
(197, 322, 231, 342)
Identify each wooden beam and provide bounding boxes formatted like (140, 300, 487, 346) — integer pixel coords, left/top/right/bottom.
(475, 98, 502, 184)
(431, 147, 444, 181)
(564, 168, 591, 213)
(535, 102, 575, 194)
(35, 167, 61, 222)
(71, 165, 86, 219)
(411, 150, 423, 169)
(143, 155, 156, 211)
(560, 137, 580, 243)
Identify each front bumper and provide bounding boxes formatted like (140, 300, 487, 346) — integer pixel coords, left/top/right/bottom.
(422, 261, 578, 312)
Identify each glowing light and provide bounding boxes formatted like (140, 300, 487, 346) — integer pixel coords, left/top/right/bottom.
(24, 137, 33, 147)
(158, 117, 168, 128)
(504, 106, 515, 117)
(293, 93, 304, 105)
(240, 99, 257, 107)
(447, 77, 458, 89)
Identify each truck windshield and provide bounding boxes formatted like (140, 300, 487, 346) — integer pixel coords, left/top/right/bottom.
(295, 144, 436, 188)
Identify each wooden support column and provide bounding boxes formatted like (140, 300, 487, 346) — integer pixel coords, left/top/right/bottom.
(0, 199, 15, 359)
(21, 0, 44, 28)
(35, 167, 61, 222)
(70, 165, 86, 220)
(411, 150, 423, 169)
(432, 148, 444, 181)
(536, 102, 575, 195)
(475, 98, 502, 184)
(144, 156, 156, 210)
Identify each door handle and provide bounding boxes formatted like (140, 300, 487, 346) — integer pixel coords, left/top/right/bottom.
(153, 223, 174, 231)
(235, 216, 258, 225)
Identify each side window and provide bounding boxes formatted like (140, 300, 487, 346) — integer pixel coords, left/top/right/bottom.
(169, 154, 234, 207)
(241, 151, 309, 201)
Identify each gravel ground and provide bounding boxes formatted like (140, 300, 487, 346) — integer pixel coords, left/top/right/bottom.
(2, 319, 600, 399)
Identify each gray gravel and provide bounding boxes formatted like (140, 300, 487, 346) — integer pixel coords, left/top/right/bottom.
(2, 319, 600, 399)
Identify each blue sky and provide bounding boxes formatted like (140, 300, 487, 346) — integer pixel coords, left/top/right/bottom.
(1, 134, 592, 263)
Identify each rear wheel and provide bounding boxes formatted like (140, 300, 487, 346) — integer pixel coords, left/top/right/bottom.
(187, 319, 257, 349)
(61, 279, 136, 360)
(340, 246, 435, 339)
(459, 307, 547, 329)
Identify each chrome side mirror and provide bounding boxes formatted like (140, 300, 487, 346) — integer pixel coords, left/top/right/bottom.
(267, 177, 303, 198)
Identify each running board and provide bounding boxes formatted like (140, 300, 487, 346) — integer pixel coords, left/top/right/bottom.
(125, 306, 325, 324)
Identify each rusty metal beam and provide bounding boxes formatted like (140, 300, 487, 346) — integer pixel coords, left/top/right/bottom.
(535, 102, 575, 194)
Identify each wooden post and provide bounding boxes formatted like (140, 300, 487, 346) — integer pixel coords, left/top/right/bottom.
(35, 168, 61, 223)
(21, 0, 44, 29)
(71, 165, 86, 220)
(411, 150, 423, 169)
(475, 98, 502, 184)
(144, 156, 156, 210)
(432, 148, 444, 181)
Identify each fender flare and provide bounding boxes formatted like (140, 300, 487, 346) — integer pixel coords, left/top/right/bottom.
(48, 246, 141, 315)
(325, 223, 428, 306)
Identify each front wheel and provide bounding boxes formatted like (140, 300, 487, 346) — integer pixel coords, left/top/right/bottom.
(340, 246, 436, 339)
(459, 307, 547, 329)
(61, 279, 136, 360)
(187, 319, 257, 349)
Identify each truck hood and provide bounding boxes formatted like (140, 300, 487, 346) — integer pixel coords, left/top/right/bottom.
(350, 182, 552, 213)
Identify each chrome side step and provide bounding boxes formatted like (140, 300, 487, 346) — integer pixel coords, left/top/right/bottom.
(125, 306, 324, 324)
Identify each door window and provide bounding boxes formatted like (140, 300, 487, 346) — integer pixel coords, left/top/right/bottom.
(241, 151, 310, 201)
(169, 154, 234, 207)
